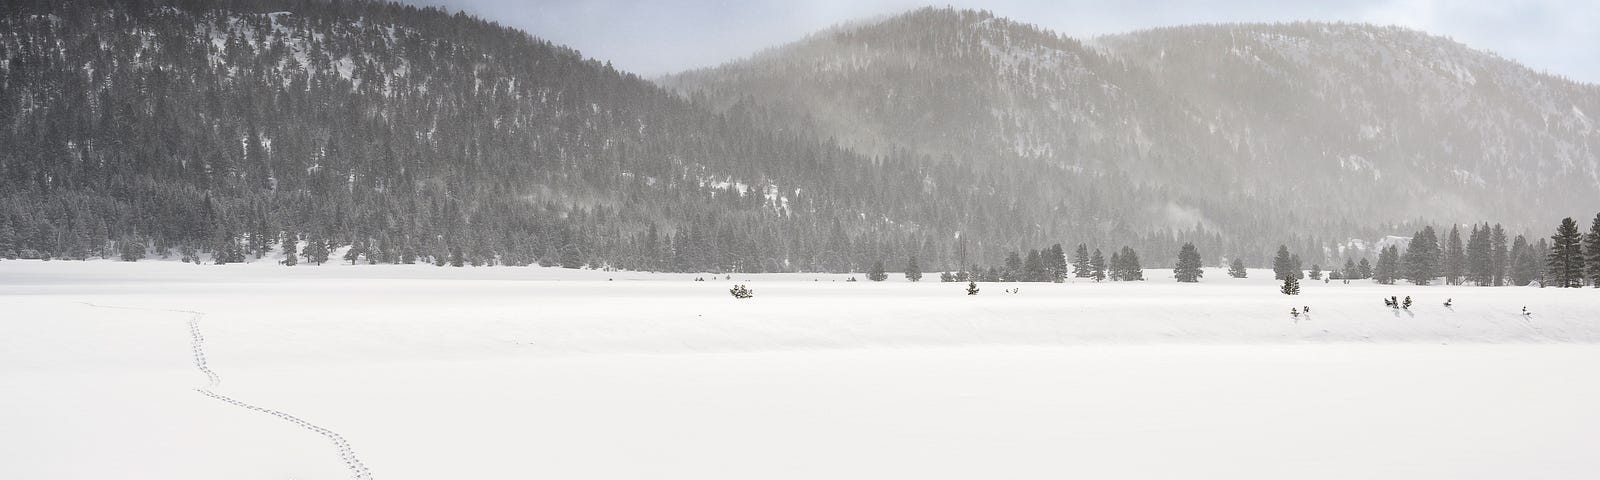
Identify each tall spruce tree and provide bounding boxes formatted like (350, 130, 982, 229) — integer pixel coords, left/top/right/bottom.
(282, 231, 299, 266)
(1090, 248, 1107, 282)
(1547, 217, 1586, 288)
(1003, 251, 1023, 282)
(1342, 258, 1358, 279)
(1443, 225, 1465, 285)
(1357, 257, 1373, 279)
(1509, 235, 1536, 286)
(1465, 223, 1491, 285)
(904, 255, 922, 282)
(1047, 244, 1069, 282)
(1174, 243, 1203, 282)
(1272, 245, 1295, 280)
(1402, 226, 1441, 285)
(1375, 245, 1400, 285)
(1024, 249, 1047, 282)
(1489, 224, 1509, 286)
(1109, 251, 1122, 281)
(1586, 213, 1600, 288)
(1119, 246, 1145, 281)
(0, 220, 17, 259)
(1072, 243, 1092, 278)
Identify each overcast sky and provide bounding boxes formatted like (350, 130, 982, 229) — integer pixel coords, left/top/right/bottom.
(396, 0, 1600, 84)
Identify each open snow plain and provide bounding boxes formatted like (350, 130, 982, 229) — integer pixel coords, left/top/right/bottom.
(4, 260, 1599, 479)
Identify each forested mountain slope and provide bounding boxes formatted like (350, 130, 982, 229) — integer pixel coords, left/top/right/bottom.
(662, 8, 1600, 261)
(0, 0, 1074, 272)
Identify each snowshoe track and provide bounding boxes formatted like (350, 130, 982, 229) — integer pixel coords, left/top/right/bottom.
(80, 302, 373, 479)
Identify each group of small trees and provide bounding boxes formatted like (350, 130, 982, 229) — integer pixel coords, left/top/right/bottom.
(939, 243, 1074, 283)
(866, 255, 926, 282)
(932, 243, 1150, 283)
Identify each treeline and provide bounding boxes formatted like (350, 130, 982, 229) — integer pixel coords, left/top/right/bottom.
(1286, 214, 1600, 288)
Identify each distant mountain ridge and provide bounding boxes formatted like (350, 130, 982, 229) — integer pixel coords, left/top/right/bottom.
(662, 7, 1600, 245)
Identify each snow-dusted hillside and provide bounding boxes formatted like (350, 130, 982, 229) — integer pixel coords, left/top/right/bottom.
(662, 8, 1600, 241)
(4, 261, 1599, 479)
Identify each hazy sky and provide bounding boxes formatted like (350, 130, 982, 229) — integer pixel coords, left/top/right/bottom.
(396, 0, 1600, 83)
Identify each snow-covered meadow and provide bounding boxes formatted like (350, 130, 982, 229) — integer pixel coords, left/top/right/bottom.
(3, 260, 1599, 479)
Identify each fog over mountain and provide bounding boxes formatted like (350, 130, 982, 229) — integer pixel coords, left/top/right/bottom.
(663, 8, 1600, 245)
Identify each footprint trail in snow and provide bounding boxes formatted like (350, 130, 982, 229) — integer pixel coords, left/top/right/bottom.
(80, 302, 373, 479)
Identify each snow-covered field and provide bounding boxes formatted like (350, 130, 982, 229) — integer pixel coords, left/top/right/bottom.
(3, 260, 1599, 479)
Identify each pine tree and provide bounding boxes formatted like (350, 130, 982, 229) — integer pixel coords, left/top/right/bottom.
(1047, 243, 1068, 282)
(966, 281, 979, 295)
(1509, 235, 1534, 286)
(282, 231, 299, 266)
(344, 242, 363, 265)
(1281, 276, 1300, 295)
(904, 255, 922, 282)
(1374, 245, 1400, 285)
(118, 236, 146, 262)
(1090, 248, 1107, 282)
(1308, 264, 1322, 280)
(1108, 251, 1122, 281)
(1533, 238, 1552, 285)
(1465, 223, 1492, 285)
(302, 234, 329, 265)
(1357, 257, 1373, 279)
(1342, 258, 1357, 279)
(868, 260, 888, 282)
(1003, 251, 1023, 282)
(1402, 226, 1441, 285)
(1228, 258, 1248, 278)
(0, 219, 17, 259)
(1174, 243, 1203, 282)
(1272, 245, 1294, 280)
(1289, 254, 1304, 280)
(1119, 246, 1144, 281)
(1586, 213, 1600, 288)
(1024, 249, 1046, 282)
(1489, 224, 1509, 286)
(1443, 225, 1464, 285)
(1072, 243, 1092, 278)
(1547, 217, 1586, 288)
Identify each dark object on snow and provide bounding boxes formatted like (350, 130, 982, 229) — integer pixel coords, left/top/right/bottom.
(966, 282, 980, 295)
(1444, 298, 1453, 308)
(730, 285, 754, 299)
(1290, 307, 1300, 317)
(1402, 296, 1413, 309)
(1522, 306, 1531, 316)
(1303, 306, 1311, 313)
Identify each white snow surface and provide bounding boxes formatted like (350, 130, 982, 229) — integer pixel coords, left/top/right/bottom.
(3, 260, 1599, 479)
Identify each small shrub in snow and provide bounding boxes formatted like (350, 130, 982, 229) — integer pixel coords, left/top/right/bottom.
(729, 284, 754, 299)
(1280, 276, 1300, 295)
